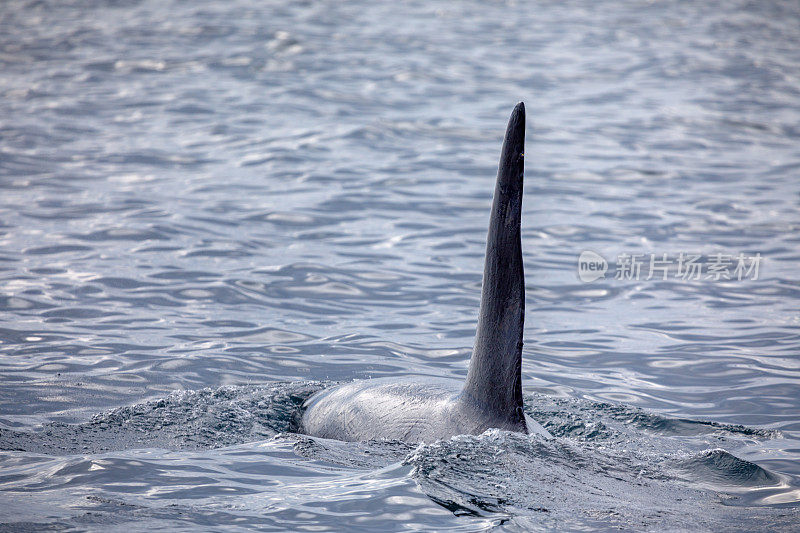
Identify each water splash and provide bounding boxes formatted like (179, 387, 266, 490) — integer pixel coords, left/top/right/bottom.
(0, 382, 325, 454)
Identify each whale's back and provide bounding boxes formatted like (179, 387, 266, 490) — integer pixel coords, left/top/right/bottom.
(301, 377, 528, 442)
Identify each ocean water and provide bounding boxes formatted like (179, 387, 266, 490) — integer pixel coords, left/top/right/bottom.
(1, 0, 799, 530)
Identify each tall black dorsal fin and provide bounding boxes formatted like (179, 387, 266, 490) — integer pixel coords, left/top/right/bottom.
(462, 102, 526, 425)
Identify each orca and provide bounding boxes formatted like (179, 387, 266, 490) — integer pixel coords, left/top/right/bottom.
(301, 102, 550, 442)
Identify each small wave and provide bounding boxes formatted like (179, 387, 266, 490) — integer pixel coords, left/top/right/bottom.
(527, 393, 780, 443)
(405, 429, 691, 526)
(404, 429, 797, 529)
(676, 448, 783, 489)
(669, 449, 800, 508)
(291, 435, 414, 469)
(0, 382, 325, 455)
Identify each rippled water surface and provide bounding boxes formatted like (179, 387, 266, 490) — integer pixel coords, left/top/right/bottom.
(1, 0, 799, 530)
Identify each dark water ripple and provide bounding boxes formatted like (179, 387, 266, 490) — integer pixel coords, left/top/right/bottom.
(1, 0, 799, 529)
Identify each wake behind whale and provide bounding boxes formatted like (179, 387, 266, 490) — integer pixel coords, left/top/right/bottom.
(301, 103, 551, 442)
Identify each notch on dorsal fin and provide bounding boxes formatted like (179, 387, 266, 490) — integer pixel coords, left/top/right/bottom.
(462, 102, 526, 426)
